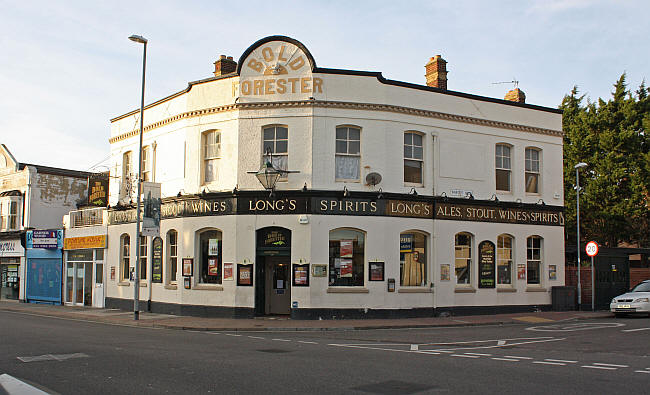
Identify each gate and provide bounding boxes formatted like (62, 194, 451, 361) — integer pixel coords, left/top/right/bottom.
(594, 254, 629, 310)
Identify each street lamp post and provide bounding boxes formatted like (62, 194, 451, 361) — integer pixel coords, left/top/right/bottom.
(575, 162, 588, 310)
(129, 34, 147, 320)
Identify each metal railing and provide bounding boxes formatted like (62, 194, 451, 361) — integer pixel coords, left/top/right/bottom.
(69, 207, 105, 227)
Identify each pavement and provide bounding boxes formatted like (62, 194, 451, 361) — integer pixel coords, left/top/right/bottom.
(0, 300, 614, 332)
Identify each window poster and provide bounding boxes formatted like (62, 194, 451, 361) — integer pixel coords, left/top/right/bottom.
(440, 264, 450, 281)
(548, 265, 557, 280)
(400, 234, 413, 252)
(182, 258, 193, 277)
(340, 240, 353, 258)
(293, 264, 309, 286)
(340, 259, 353, 277)
(208, 258, 219, 276)
(223, 262, 233, 280)
(369, 261, 384, 281)
(237, 264, 253, 286)
(517, 263, 526, 280)
(208, 239, 219, 256)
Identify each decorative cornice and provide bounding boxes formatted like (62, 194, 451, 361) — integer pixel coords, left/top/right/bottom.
(108, 100, 563, 144)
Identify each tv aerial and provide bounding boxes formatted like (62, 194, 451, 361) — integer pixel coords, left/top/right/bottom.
(492, 79, 519, 88)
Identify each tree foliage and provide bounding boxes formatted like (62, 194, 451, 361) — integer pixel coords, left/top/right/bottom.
(561, 74, 650, 247)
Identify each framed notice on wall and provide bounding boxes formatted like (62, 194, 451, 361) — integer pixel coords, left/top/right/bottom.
(549, 265, 557, 280)
(312, 264, 327, 277)
(369, 261, 384, 281)
(182, 258, 193, 277)
(223, 262, 234, 280)
(478, 241, 496, 289)
(293, 264, 309, 286)
(517, 264, 526, 280)
(238, 264, 253, 286)
(440, 264, 450, 281)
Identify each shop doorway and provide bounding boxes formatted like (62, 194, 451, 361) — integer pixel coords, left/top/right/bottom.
(0, 261, 20, 300)
(66, 262, 93, 306)
(255, 227, 291, 316)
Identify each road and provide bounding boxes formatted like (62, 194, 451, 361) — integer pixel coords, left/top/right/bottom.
(1, 311, 649, 394)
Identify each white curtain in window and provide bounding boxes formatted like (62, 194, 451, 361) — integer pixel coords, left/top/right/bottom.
(271, 155, 288, 171)
(335, 156, 360, 180)
(204, 159, 218, 183)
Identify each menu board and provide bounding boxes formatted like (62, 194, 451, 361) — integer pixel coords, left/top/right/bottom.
(517, 264, 526, 280)
(238, 264, 253, 286)
(151, 237, 163, 283)
(369, 262, 384, 281)
(293, 264, 309, 286)
(223, 263, 233, 280)
(182, 258, 193, 277)
(478, 241, 495, 288)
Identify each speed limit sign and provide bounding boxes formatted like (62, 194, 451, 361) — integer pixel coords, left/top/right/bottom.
(585, 241, 599, 257)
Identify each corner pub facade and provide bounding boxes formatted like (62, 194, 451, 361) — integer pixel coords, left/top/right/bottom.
(105, 36, 565, 319)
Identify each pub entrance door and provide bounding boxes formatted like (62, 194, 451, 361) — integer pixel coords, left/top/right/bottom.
(255, 227, 291, 316)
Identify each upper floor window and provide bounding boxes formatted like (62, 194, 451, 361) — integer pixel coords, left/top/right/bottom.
(525, 148, 541, 193)
(0, 199, 19, 230)
(335, 126, 360, 181)
(454, 233, 472, 285)
(203, 130, 221, 184)
(404, 132, 423, 184)
(495, 144, 511, 192)
(141, 145, 151, 182)
(263, 126, 288, 177)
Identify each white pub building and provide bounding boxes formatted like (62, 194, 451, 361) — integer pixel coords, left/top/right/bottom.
(105, 36, 565, 318)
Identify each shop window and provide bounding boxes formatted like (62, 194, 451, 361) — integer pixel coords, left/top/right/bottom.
(202, 130, 221, 184)
(495, 144, 511, 192)
(120, 234, 130, 281)
(335, 126, 361, 181)
(404, 132, 423, 185)
(400, 232, 427, 286)
(167, 230, 178, 284)
(497, 234, 513, 285)
(329, 228, 365, 286)
(141, 145, 151, 182)
(139, 235, 147, 280)
(454, 233, 472, 285)
(198, 229, 222, 284)
(525, 148, 541, 193)
(263, 125, 288, 179)
(527, 236, 543, 285)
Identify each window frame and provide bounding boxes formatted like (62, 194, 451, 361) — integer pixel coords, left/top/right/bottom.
(328, 228, 366, 287)
(166, 230, 178, 285)
(202, 130, 221, 185)
(525, 147, 541, 194)
(454, 232, 473, 286)
(403, 131, 424, 186)
(139, 235, 148, 281)
(196, 228, 223, 285)
(497, 234, 514, 286)
(335, 125, 361, 182)
(495, 144, 512, 192)
(526, 235, 543, 285)
(0, 197, 20, 231)
(120, 234, 130, 281)
(262, 125, 289, 181)
(399, 231, 428, 287)
(141, 145, 151, 182)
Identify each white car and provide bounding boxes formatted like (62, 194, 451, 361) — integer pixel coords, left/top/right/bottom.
(610, 279, 650, 317)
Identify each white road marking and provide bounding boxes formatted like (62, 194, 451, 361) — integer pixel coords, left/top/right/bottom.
(272, 339, 291, 342)
(247, 336, 265, 340)
(0, 374, 48, 394)
(527, 323, 624, 332)
(429, 337, 565, 352)
(582, 365, 617, 370)
(17, 353, 89, 363)
(544, 359, 577, 364)
(621, 327, 650, 332)
(497, 340, 506, 345)
(592, 363, 628, 368)
(452, 354, 480, 358)
(417, 336, 553, 346)
(505, 356, 533, 360)
(410, 345, 419, 351)
(491, 358, 520, 362)
(225, 334, 241, 337)
(533, 361, 566, 366)
(464, 353, 492, 356)
(328, 344, 439, 355)
(298, 341, 318, 344)
(635, 370, 650, 374)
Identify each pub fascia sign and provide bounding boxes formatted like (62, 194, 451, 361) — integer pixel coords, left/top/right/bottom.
(235, 40, 323, 99)
(109, 195, 564, 226)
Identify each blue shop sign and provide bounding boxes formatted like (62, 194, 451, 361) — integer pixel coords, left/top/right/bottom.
(26, 229, 63, 249)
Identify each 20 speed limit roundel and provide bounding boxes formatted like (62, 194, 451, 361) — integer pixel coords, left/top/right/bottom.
(585, 241, 599, 257)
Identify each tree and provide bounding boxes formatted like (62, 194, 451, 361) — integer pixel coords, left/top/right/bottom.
(561, 74, 650, 248)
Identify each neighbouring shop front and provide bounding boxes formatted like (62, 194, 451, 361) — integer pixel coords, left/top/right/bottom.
(63, 235, 107, 308)
(0, 238, 23, 300)
(25, 229, 63, 304)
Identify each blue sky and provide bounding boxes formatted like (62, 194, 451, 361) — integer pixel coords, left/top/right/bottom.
(1, 0, 647, 170)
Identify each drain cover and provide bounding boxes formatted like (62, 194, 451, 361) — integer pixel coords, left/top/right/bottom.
(352, 380, 435, 394)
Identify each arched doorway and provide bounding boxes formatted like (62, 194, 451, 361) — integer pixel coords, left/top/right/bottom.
(255, 227, 291, 316)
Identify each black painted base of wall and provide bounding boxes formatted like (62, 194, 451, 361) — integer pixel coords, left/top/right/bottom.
(105, 297, 255, 319)
(105, 298, 551, 320)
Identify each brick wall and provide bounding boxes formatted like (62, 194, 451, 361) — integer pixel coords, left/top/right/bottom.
(631, 268, 650, 288)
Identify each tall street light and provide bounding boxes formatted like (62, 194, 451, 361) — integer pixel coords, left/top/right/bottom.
(575, 162, 588, 310)
(129, 34, 147, 320)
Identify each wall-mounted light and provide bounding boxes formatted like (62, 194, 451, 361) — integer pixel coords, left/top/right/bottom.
(377, 187, 383, 199)
(302, 182, 308, 192)
(410, 187, 418, 196)
(343, 186, 350, 197)
(466, 192, 474, 200)
(247, 147, 298, 197)
(491, 194, 499, 202)
(537, 199, 545, 205)
(232, 185, 238, 195)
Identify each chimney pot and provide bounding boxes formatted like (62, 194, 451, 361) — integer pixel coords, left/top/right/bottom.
(504, 88, 526, 103)
(214, 55, 237, 77)
(425, 55, 448, 90)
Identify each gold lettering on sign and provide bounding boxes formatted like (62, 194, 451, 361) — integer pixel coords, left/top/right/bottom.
(262, 47, 274, 62)
(247, 58, 263, 73)
(289, 56, 305, 70)
(278, 45, 288, 61)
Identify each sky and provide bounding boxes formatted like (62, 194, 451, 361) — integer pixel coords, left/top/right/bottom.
(1, 0, 648, 171)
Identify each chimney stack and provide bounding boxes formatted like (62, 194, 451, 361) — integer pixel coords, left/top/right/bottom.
(504, 88, 526, 103)
(425, 55, 448, 90)
(213, 55, 237, 77)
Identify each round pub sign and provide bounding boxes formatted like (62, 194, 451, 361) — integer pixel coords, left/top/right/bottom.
(585, 241, 599, 257)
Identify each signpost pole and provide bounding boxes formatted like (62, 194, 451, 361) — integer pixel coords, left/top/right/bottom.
(591, 255, 595, 312)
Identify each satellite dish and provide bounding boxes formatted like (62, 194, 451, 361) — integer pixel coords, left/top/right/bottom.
(365, 172, 382, 186)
